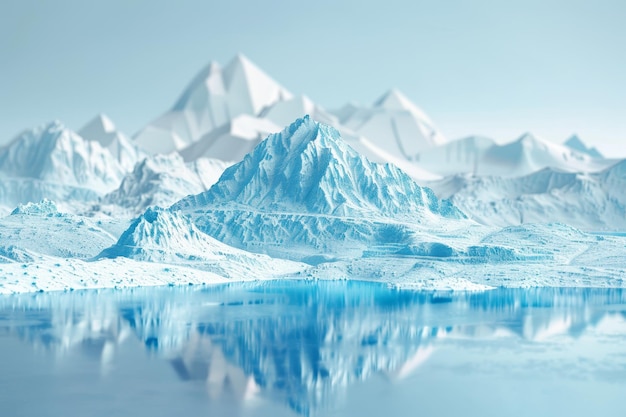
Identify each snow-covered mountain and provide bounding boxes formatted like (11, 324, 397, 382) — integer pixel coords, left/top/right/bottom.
(563, 134, 604, 159)
(101, 153, 227, 215)
(176, 116, 461, 219)
(416, 132, 615, 177)
(428, 160, 626, 230)
(333, 89, 447, 161)
(98, 207, 305, 279)
(79, 114, 144, 172)
(0, 121, 126, 209)
(173, 116, 466, 261)
(0, 121, 125, 190)
(134, 54, 293, 155)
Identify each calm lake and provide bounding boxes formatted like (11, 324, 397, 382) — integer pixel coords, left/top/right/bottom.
(0, 281, 625, 417)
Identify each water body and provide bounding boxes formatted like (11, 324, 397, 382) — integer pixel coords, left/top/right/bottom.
(0, 281, 625, 417)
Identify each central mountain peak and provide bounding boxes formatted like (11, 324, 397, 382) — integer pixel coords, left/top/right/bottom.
(175, 116, 462, 219)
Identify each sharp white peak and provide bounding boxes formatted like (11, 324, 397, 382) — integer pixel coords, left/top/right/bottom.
(333, 89, 447, 161)
(79, 114, 144, 171)
(134, 54, 292, 155)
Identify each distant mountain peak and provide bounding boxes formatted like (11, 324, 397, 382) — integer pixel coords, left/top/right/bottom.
(79, 114, 116, 137)
(373, 88, 434, 122)
(136, 54, 292, 155)
(375, 89, 412, 110)
(516, 132, 539, 143)
(564, 134, 603, 159)
(0, 120, 125, 191)
(79, 113, 142, 171)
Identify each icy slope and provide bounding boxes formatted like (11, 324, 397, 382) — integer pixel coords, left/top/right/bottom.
(0, 200, 119, 260)
(428, 160, 626, 230)
(98, 207, 305, 279)
(79, 114, 144, 172)
(134, 54, 292, 155)
(333, 89, 447, 160)
(173, 116, 466, 261)
(101, 153, 228, 215)
(417, 133, 616, 177)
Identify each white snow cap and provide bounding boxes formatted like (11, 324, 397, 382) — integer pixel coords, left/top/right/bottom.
(134, 54, 293, 155)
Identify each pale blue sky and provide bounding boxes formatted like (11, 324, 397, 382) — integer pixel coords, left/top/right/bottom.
(1, 0, 625, 154)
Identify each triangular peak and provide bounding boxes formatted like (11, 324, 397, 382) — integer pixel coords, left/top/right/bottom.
(172, 60, 224, 110)
(564, 134, 604, 158)
(79, 113, 116, 135)
(564, 134, 585, 148)
(222, 53, 293, 114)
(373, 89, 432, 121)
(515, 132, 541, 143)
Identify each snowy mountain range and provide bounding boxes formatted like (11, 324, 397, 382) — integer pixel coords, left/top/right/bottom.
(415, 132, 616, 178)
(78, 114, 144, 172)
(1, 52, 625, 294)
(428, 160, 626, 230)
(0, 121, 126, 212)
(173, 116, 466, 261)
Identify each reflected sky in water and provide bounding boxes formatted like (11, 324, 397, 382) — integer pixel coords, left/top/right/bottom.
(0, 281, 625, 417)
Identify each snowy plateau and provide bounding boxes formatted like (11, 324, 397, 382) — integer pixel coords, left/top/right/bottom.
(1, 54, 625, 294)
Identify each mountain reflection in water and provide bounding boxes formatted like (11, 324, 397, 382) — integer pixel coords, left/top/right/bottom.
(0, 281, 625, 417)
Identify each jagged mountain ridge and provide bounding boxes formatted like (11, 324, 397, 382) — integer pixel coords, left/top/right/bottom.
(0, 121, 125, 191)
(101, 153, 228, 215)
(78, 114, 144, 172)
(172, 116, 467, 262)
(428, 160, 626, 230)
(416, 132, 615, 178)
(0, 121, 127, 210)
